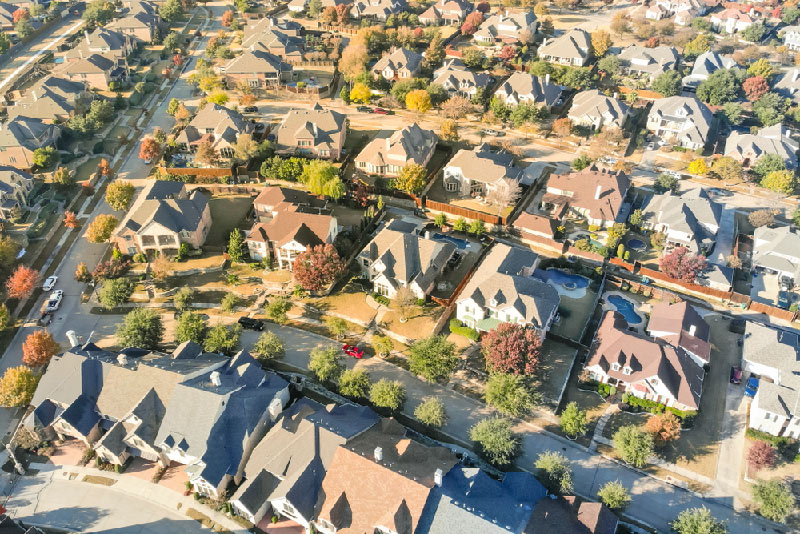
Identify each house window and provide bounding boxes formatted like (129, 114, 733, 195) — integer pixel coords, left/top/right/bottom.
(9, 157, 15, 163)
(298, 140, 312, 147)
(181, 230, 190, 239)
(249, 79, 260, 88)
(622, 366, 632, 375)
(375, 282, 390, 296)
(445, 181, 458, 192)
(319, 150, 329, 157)
(205, 128, 214, 134)
(611, 363, 620, 371)
(317, 519, 336, 532)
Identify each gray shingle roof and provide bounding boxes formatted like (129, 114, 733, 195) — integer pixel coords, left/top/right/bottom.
(567, 89, 629, 129)
(494, 72, 563, 107)
(372, 48, 423, 75)
(648, 96, 714, 147)
(223, 43, 292, 75)
(276, 104, 346, 152)
(724, 123, 798, 168)
(618, 44, 679, 76)
(639, 188, 722, 253)
(445, 144, 524, 185)
(537, 29, 591, 61)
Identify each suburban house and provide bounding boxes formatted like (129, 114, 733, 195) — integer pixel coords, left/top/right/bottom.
(230, 400, 379, 527)
(473, 10, 537, 45)
(354, 123, 437, 177)
(655, 0, 708, 16)
(111, 181, 211, 256)
(357, 224, 456, 299)
(220, 43, 294, 87)
(682, 51, 737, 90)
(433, 59, 491, 98)
(618, 44, 679, 81)
(526, 496, 619, 534)
(493, 72, 563, 108)
(246, 208, 338, 269)
(275, 103, 347, 159)
(537, 29, 591, 66)
(0, 116, 62, 171)
(567, 90, 629, 131)
(0, 2, 17, 31)
(647, 301, 712, 367)
(513, 212, 559, 242)
(584, 311, 705, 411)
(751, 225, 800, 289)
(540, 165, 631, 228)
(743, 322, 800, 438)
(312, 419, 458, 534)
(65, 27, 136, 62)
(252, 186, 315, 220)
(0, 166, 33, 219)
(639, 188, 722, 256)
(350, 0, 407, 20)
(709, 7, 754, 33)
(780, 25, 800, 51)
(724, 123, 799, 169)
(57, 53, 128, 91)
(241, 20, 305, 60)
(6, 76, 92, 123)
(419, 0, 473, 24)
(108, 1, 163, 42)
(372, 47, 424, 80)
(645, 3, 666, 19)
(455, 243, 560, 336)
(443, 144, 525, 199)
(774, 68, 800, 104)
(176, 103, 255, 159)
(646, 95, 714, 150)
(417, 467, 547, 534)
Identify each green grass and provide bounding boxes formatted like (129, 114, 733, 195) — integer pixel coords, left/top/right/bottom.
(74, 156, 104, 182)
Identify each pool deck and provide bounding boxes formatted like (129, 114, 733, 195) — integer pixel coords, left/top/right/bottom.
(535, 268, 590, 300)
(601, 291, 648, 332)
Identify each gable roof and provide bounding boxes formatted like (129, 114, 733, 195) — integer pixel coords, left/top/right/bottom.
(538, 29, 591, 61)
(513, 212, 558, 239)
(223, 43, 292, 75)
(526, 496, 618, 534)
(247, 210, 334, 248)
(752, 225, 800, 279)
(647, 301, 711, 363)
(648, 96, 714, 146)
(7, 76, 88, 121)
(724, 123, 798, 168)
(253, 186, 314, 211)
(445, 144, 524, 184)
(567, 90, 628, 127)
(176, 103, 253, 146)
(543, 165, 630, 223)
(618, 44, 679, 75)
(373, 48, 423, 74)
(495, 72, 563, 106)
(115, 181, 208, 236)
(276, 104, 346, 150)
(355, 123, 437, 169)
(474, 10, 536, 41)
(639, 187, 722, 253)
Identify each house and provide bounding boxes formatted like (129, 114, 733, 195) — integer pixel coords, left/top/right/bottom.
(57, 53, 128, 91)
(65, 28, 136, 62)
(246, 209, 338, 268)
(751, 225, 800, 288)
(350, 0, 407, 20)
(513, 212, 559, 242)
(0, 116, 61, 172)
(639, 188, 722, 255)
(540, 165, 631, 228)
(724, 123, 798, 169)
(774, 68, 800, 104)
(742, 322, 800, 438)
(646, 95, 714, 150)
(656, 0, 707, 16)
(493, 72, 563, 108)
(6, 76, 91, 123)
(537, 29, 591, 66)
(473, 10, 537, 45)
(433, 59, 491, 98)
(252, 186, 315, 220)
(357, 225, 455, 299)
(355, 123, 437, 177)
(419, 0, 472, 24)
(417, 467, 547, 534)
(231, 400, 379, 527)
(241, 17, 305, 59)
(710, 8, 754, 33)
(443, 143, 525, 199)
(175, 103, 254, 159)
(647, 301, 711, 367)
(455, 243, 560, 336)
(0, 166, 33, 219)
(275, 103, 347, 159)
(111, 181, 211, 256)
(567, 90, 629, 131)
(584, 311, 705, 411)
(618, 44, 679, 81)
(526, 496, 619, 534)
(312, 418, 458, 534)
(108, 2, 162, 42)
(220, 43, 294, 88)
(0, 514, 45, 534)
(372, 47, 423, 80)
(674, 8, 696, 25)
(682, 51, 737, 90)
(645, 3, 666, 19)
(780, 25, 800, 51)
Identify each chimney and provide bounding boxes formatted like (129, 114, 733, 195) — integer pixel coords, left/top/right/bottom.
(594, 184, 602, 200)
(434, 468, 443, 486)
(31, 90, 37, 101)
(541, 37, 547, 48)
(793, 69, 799, 83)
(425, 230, 431, 239)
(117, 354, 128, 366)
(210, 371, 221, 387)
(374, 446, 383, 462)
(689, 325, 696, 336)
(545, 73, 550, 85)
(613, 92, 618, 99)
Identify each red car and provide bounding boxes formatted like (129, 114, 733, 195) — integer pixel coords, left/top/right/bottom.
(343, 344, 365, 359)
(372, 107, 391, 115)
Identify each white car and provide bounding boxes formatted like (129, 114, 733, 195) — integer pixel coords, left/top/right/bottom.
(45, 290, 63, 312)
(42, 276, 58, 291)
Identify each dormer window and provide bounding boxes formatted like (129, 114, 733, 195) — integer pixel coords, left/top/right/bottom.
(622, 366, 632, 375)
(651, 378, 659, 386)
(489, 298, 497, 307)
(611, 363, 620, 371)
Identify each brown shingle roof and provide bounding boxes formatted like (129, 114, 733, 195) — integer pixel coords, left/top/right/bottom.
(647, 301, 711, 363)
(543, 165, 630, 224)
(250, 211, 333, 248)
(513, 212, 557, 238)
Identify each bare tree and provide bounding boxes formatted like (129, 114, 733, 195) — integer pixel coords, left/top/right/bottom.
(486, 180, 522, 208)
(393, 286, 418, 323)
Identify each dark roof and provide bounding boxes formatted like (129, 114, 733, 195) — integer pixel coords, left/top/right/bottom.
(526, 496, 618, 534)
(233, 464, 281, 511)
(60, 395, 101, 437)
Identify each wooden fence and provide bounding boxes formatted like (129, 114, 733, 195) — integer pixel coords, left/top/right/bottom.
(159, 166, 233, 178)
(424, 199, 505, 225)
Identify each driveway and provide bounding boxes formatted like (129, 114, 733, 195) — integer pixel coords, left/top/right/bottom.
(750, 272, 780, 306)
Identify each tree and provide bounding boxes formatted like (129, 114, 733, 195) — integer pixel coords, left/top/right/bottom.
(86, 214, 118, 243)
(645, 412, 681, 446)
(339, 41, 368, 82)
(743, 76, 769, 102)
(98, 277, 134, 309)
(64, 211, 79, 229)
(469, 416, 518, 468)
(149, 255, 171, 283)
(482, 323, 541, 375)
(696, 70, 740, 106)
(752, 154, 786, 181)
(746, 440, 777, 473)
(6, 265, 37, 299)
(105, 181, 135, 211)
(308, 0, 322, 16)
(309, 345, 344, 383)
(597, 480, 631, 511)
(710, 156, 742, 183)
(535, 451, 573, 494)
(660, 247, 706, 282)
(373, 334, 394, 357)
(32, 146, 57, 168)
(453, 217, 467, 232)
(572, 155, 592, 171)
(249, 331, 283, 362)
(597, 56, 621, 78)
(761, 170, 797, 195)
(293, 244, 345, 291)
(139, 137, 161, 162)
(320, 5, 337, 24)
(486, 181, 521, 209)
(394, 163, 428, 195)
(441, 95, 472, 119)
(227, 229, 244, 262)
(409, 335, 457, 383)
(160, 0, 183, 21)
(173, 287, 194, 312)
(415, 397, 446, 428)
(683, 33, 712, 59)
(163, 31, 182, 52)
(221, 292, 239, 313)
(560, 401, 588, 438)
(339, 368, 371, 398)
(301, 160, 340, 197)
(748, 209, 776, 228)
(613, 425, 654, 468)
(753, 92, 788, 126)
(0, 367, 39, 407)
(325, 316, 348, 340)
(117, 308, 164, 349)
(176, 311, 208, 344)
(752, 480, 794, 523)
(22, 330, 59, 367)
(741, 22, 766, 43)
(232, 134, 259, 164)
(392, 286, 417, 323)
(405, 89, 432, 113)
(462, 48, 485, 69)
(267, 296, 291, 324)
(671, 507, 727, 534)
(611, 12, 630, 35)
(485, 373, 536, 417)
(721, 102, 744, 125)
(203, 324, 241, 355)
(175, 103, 191, 121)
(687, 158, 708, 176)
(440, 119, 459, 142)
(194, 139, 216, 166)
(370, 379, 405, 410)
(468, 219, 485, 236)
(0, 304, 9, 331)
(83, 0, 115, 24)
(628, 208, 643, 229)
(591, 29, 611, 56)
(75, 262, 91, 283)
(349, 82, 371, 104)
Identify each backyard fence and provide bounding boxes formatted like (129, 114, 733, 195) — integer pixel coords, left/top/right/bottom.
(158, 166, 233, 178)
(424, 199, 505, 226)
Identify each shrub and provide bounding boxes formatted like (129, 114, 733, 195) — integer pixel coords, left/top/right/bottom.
(339, 368, 371, 398)
(469, 416, 519, 467)
(752, 480, 794, 523)
(534, 450, 573, 494)
(252, 331, 284, 361)
(449, 318, 479, 340)
(308, 345, 344, 383)
(560, 401, 588, 438)
(747, 440, 777, 472)
(597, 480, 631, 511)
(485, 373, 536, 417)
(414, 397, 447, 428)
(369, 378, 405, 411)
(613, 425, 654, 468)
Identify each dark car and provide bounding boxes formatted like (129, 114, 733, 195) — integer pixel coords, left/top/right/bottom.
(356, 105, 372, 112)
(729, 318, 746, 334)
(243, 106, 258, 113)
(238, 317, 265, 331)
(730, 366, 742, 384)
(745, 376, 759, 397)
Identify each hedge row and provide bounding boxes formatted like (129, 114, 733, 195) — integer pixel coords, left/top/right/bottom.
(622, 393, 698, 420)
(449, 318, 479, 341)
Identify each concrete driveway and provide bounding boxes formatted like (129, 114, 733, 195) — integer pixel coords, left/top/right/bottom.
(750, 272, 780, 306)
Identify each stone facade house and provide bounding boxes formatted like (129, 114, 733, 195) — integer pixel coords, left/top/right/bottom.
(372, 47, 424, 80)
(537, 29, 591, 66)
(221, 43, 294, 88)
(541, 165, 630, 228)
(473, 10, 537, 45)
(443, 144, 524, 201)
(0, 116, 61, 172)
(723, 123, 798, 169)
(493, 72, 563, 108)
(275, 103, 347, 159)
(646, 95, 714, 150)
(639, 188, 722, 255)
(0, 166, 33, 219)
(355, 123, 437, 177)
(176, 103, 255, 159)
(567, 90, 629, 131)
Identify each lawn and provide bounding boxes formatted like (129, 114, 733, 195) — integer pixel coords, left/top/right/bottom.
(205, 194, 254, 247)
(381, 305, 444, 341)
(311, 289, 378, 325)
(549, 279, 599, 342)
(73, 156, 103, 182)
(533, 339, 578, 408)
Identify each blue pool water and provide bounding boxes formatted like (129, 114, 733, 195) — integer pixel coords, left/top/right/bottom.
(433, 233, 470, 250)
(627, 239, 646, 251)
(535, 268, 590, 289)
(608, 294, 642, 325)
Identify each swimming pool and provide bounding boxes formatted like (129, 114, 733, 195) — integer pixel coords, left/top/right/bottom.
(433, 232, 470, 250)
(627, 239, 646, 251)
(608, 294, 642, 325)
(537, 268, 590, 289)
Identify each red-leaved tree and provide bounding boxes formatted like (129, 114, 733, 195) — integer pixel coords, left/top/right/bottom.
(221, 9, 233, 27)
(645, 413, 681, 446)
(481, 323, 541, 375)
(22, 330, 59, 367)
(659, 247, 706, 283)
(747, 440, 777, 472)
(6, 265, 38, 299)
(743, 76, 769, 102)
(293, 244, 345, 292)
(139, 137, 161, 162)
(460, 21, 476, 35)
(499, 45, 516, 61)
(173, 53, 183, 66)
(64, 211, 79, 229)
(12, 8, 29, 23)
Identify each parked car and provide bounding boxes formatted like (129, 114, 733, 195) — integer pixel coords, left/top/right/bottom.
(243, 106, 258, 113)
(729, 366, 742, 384)
(356, 105, 372, 112)
(45, 290, 63, 312)
(342, 344, 364, 359)
(708, 188, 733, 198)
(780, 276, 794, 291)
(745, 376, 759, 397)
(729, 318, 746, 334)
(42, 276, 58, 291)
(777, 291, 791, 310)
(481, 128, 505, 137)
(372, 107, 392, 115)
(38, 312, 53, 326)
(238, 316, 265, 331)
(646, 142, 655, 150)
